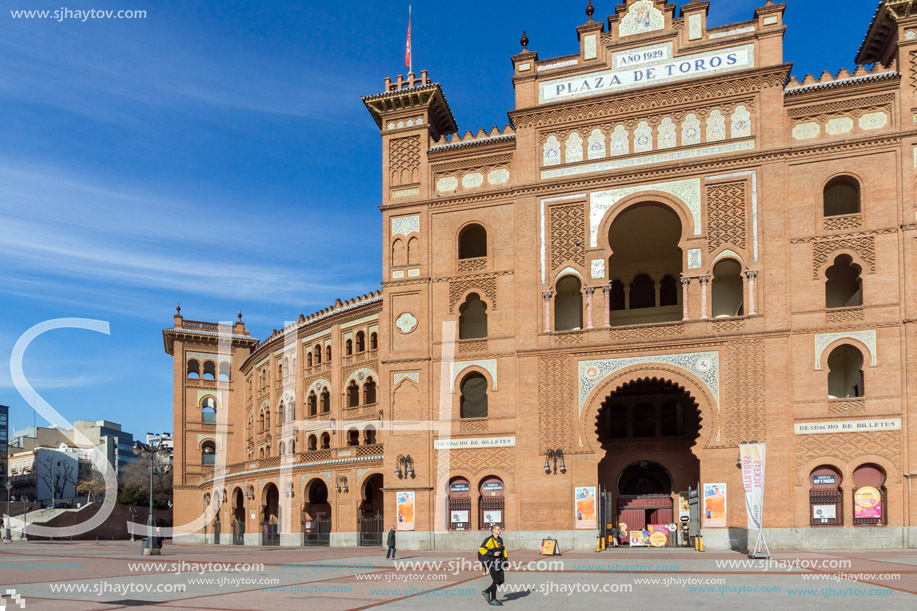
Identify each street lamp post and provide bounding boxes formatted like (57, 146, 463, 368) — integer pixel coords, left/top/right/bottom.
(4, 482, 11, 542)
(132, 434, 169, 556)
(129, 505, 136, 541)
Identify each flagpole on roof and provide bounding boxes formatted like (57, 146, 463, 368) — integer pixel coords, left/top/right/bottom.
(408, 5, 413, 75)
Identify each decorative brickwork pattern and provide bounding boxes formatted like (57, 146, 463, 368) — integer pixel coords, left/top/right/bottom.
(449, 275, 497, 311)
(460, 419, 488, 432)
(458, 340, 487, 354)
(552, 332, 584, 345)
(390, 136, 420, 187)
(713, 319, 747, 334)
(458, 257, 488, 273)
(827, 399, 866, 415)
(446, 447, 514, 479)
(538, 355, 575, 452)
(812, 236, 875, 278)
(609, 324, 684, 342)
(823, 214, 863, 232)
(549, 203, 586, 270)
(723, 339, 766, 445)
(707, 181, 747, 253)
(826, 308, 865, 324)
(795, 430, 900, 471)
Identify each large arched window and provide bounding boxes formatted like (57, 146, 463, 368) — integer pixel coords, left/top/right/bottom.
(407, 236, 420, 265)
(325, 345, 331, 362)
(370, 332, 378, 350)
(392, 238, 406, 267)
(347, 428, 360, 446)
(363, 377, 377, 405)
(203, 361, 216, 380)
(308, 392, 317, 416)
(460, 372, 488, 419)
(346, 339, 353, 356)
(458, 224, 487, 259)
(314, 345, 322, 364)
(660, 275, 678, 307)
(824, 176, 861, 217)
(320, 389, 330, 413)
(308, 435, 317, 451)
(201, 397, 217, 424)
(356, 331, 365, 352)
(201, 441, 216, 465)
(218, 362, 231, 381)
(610, 279, 626, 311)
(827, 344, 865, 398)
(825, 254, 862, 308)
(347, 381, 360, 408)
(187, 359, 200, 379)
(712, 259, 744, 318)
(320, 432, 331, 450)
(459, 293, 488, 339)
(554, 276, 583, 331)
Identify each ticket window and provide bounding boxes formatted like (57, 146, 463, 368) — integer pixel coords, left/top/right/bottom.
(447, 477, 471, 530)
(853, 464, 886, 526)
(479, 476, 505, 529)
(809, 466, 842, 526)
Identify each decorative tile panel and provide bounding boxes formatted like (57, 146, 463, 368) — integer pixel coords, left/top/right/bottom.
(689, 13, 703, 40)
(543, 135, 561, 166)
(687, 248, 703, 269)
(825, 117, 854, 135)
(462, 172, 484, 189)
(584, 33, 597, 60)
(706, 110, 726, 142)
(658, 117, 677, 149)
(395, 313, 417, 334)
(393, 372, 419, 386)
(392, 215, 420, 236)
(450, 359, 498, 393)
(488, 169, 510, 184)
(634, 121, 653, 153)
(619, 0, 664, 37)
(346, 367, 378, 385)
(590, 178, 701, 246)
(591, 259, 606, 279)
(587, 128, 606, 159)
(859, 112, 888, 131)
(730, 106, 751, 138)
(814, 330, 877, 369)
(793, 122, 821, 140)
(565, 132, 584, 163)
(610, 125, 630, 156)
(578, 351, 720, 414)
(682, 113, 701, 146)
(436, 176, 458, 192)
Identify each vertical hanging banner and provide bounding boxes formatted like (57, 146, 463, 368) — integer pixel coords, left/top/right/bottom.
(739, 443, 766, 529)
(397, 491, 415, 531)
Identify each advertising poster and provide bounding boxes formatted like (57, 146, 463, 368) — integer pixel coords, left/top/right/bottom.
(396, 491, 415, 530)
(540, 539, 558, 555)
(629, 530, 649, 546)
(678, 494, 690, 522)
(574, 487, 597, 530)
(450, 510, 469, 526)
(812, 505, 836, 521)
(854, 487, 882, 520)
(739, 443, 766, 530)
(703, 483, 727, 527)
(483, 510, 502, 526)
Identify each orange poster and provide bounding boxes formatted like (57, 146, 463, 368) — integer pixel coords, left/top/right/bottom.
(397, 491, 415, 531)
(703, 483, 726, 527)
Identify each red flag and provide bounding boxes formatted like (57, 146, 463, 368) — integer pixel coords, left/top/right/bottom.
(405, 6, 412, 72)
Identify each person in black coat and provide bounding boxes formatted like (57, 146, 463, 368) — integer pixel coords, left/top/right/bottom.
(478, 525, 508, 606)
(386, 526, 396, 559)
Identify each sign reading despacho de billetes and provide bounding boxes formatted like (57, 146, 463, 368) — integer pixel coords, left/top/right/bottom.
(434, 436, 515, 449)
(793, 418, 901, 435)
(539, 43, 754, 105)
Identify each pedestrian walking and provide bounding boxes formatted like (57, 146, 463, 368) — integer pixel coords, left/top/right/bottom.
(610, 525, 619, 547)
(478, 525, 508, 606)
(386, 526, 397, 559)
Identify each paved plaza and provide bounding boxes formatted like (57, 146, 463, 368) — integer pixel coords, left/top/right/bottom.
(0, 541, 915, 610)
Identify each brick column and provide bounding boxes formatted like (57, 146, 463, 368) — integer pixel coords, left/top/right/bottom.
(680, 276, 691, 321)
(603, 284, 612, 327)
(542, 290, 553, 333)
(699, 275, 710, 319)
(584, 287, 595, 329)
(745, 269, 758, 315)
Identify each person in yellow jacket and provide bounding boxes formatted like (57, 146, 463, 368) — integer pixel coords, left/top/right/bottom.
(478, 525, 508, 606)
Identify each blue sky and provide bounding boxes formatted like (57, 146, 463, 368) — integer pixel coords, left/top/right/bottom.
(0, 0, 880, 438)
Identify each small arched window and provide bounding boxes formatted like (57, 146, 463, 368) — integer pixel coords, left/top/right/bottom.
(187, 359, 200, 379)
(460, 372, 488, 419)
(827, 344, 865, 398)
(258, 411, 265, 432)
(320, 432, 331, 450)
(363, 377, 377, 405)
(407, 236, 420, 265)
(554, 276, 583, 331)
(321, 389, 330, 413)
(201, 397, 217, 424)
(370, 332, 378, 350)
(824, 176, 861, 217)
(308, 435, 317, 451)
(458, 224, 487, 259)
(201, 441, 216, 465)
(712, 260, 744, 318)
(308, 392, 317, 416)
(364, 425, 377, 445)
(279, 441, 286, 455)
(326, 345, 331, 362)
(279, 402, 286, 424)
(825, 254, 862, 308)
(259, 447, 264, 459)
(629, 274, 655, 309)
(346, 339, 353, 355)
(290, 437, 296, 454)
(264, 408, 271, 430)
(392, 237, 407, 267)
(203, 361, 216, 380)
(314, 346, 322, 364)
(660, 275, 678, 307)
(218, 362, 231, 381)
(610, 279, 626, 311)
(356, 331, 365, 352)
(459, 293, 488, 339)
(347, 381, 360, 407)
(347, 428, 360, 446)
(307, 352, 313, 367)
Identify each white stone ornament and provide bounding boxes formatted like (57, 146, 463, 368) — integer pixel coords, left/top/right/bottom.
(395, 313, 417, 334)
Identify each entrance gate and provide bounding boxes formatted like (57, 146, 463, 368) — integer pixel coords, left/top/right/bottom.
(232, 521, 244, 545)
(261, 522, 280, 546)
(358, 513, 383, 547)
(212, 521, 221, 545)
(688, 484, 700, 542)
(303, 517, 331, 546)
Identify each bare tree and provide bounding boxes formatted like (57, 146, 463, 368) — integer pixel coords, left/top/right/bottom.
(76, 468, 107, 503)
(36, 452, 77, 501)
(119, 453, 172, 507)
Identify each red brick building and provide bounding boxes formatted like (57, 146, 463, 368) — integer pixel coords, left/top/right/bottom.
(165, 0, 917, 549)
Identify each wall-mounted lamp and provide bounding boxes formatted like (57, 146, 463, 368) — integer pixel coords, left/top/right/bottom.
(544, 449, 566, 475)
(284, 481, 295, 498)
(335, 475, 349, 493)
(245, 485, 254, 500)
(394, 455, 415, 479)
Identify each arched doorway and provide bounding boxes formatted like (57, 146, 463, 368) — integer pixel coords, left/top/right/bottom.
(261, 483, 280, 546)
(447, 477, 471, 530)
(358, 474, 384, 546)
(232, 488, 245, 545)
(302, 479, 331, 546)
(595, 378, 701, 546)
